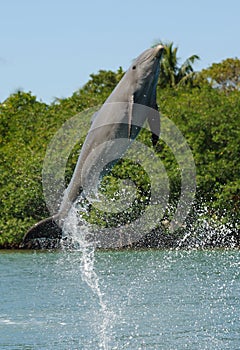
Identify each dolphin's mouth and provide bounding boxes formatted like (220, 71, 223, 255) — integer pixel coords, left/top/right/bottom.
(139, 45, 164, 65)
(155, 44, 165, 58)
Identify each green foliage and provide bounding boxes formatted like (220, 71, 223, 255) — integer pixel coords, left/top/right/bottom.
(200, 58, 240, 91)
(158, 86, 240, 212)
(54, 67, 124, 111)
(156, 42, 200, 88)
(0, 62, 239, 248)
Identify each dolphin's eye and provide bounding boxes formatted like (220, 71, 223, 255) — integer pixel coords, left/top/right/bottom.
(132, 65, 136, 70)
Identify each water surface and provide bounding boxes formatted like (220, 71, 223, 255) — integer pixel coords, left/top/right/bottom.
(0, 249, 239, 349)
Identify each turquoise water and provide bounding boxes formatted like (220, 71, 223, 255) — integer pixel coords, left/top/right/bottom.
(0, 249, 239, 349)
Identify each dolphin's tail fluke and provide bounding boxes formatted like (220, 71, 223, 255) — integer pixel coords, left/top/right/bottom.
(20, 215, 62, 248)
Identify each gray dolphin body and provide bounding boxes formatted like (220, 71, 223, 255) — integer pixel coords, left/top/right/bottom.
(22, 45, 164, 246)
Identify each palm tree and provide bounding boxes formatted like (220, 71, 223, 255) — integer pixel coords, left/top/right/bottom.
(157, 42, 200, 88)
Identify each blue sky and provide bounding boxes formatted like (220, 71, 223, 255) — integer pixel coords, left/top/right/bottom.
(1, 0, 239, 103)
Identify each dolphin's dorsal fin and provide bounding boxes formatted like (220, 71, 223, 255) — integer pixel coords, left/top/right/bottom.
(148, 106, 160, 147)
(128, 95, 134, 138)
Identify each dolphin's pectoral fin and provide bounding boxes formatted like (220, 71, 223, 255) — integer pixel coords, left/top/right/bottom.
(147, 109, 160, 147)
(128, 95, 134, 138)
(147, 86, 160, 146)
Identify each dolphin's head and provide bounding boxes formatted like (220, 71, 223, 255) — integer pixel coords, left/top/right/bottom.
(127, 44, 164, 107)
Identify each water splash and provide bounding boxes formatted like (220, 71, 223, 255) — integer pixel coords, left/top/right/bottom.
(61, 204, 114, 349)
(176, 204, 239, 249)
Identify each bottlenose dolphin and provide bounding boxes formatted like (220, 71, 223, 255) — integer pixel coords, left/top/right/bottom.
(22, 45, 164, 246)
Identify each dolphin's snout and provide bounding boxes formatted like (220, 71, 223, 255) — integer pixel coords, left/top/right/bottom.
(155, 44, 165, 58)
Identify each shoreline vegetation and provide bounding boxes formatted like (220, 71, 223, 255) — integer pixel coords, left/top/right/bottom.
(1, 44, 239, 249)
